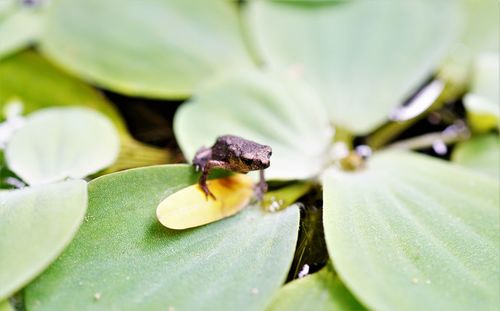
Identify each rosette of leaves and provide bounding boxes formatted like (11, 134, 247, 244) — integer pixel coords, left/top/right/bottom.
(171, 1, 499, 310)
(1, 1, 497, 311)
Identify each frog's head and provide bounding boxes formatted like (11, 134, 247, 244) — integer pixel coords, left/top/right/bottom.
(240, 144, 272, 170)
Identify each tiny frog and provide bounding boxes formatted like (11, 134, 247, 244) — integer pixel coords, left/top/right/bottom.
(193, 135, 272, 200)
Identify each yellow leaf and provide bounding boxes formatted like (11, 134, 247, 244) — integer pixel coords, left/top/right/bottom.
(156, 174, 254, 229)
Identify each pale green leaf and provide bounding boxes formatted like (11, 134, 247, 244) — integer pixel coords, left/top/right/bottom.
(0, 51, 124, 128)
(174, 70, 333, 180)
(458, 0, 499, 55)
(5, 107, 120, 185)
(438, 0, 499, 93)
(452, 134, 500, 177)
(0, 1, 42, 59)
(0, 180, 87, 301)
(267, 265, 366, 311)
(0, 300, 12, 311)
(25, 165, 299, 311)
(464, 53, 500, 133)
(323, 151, 500, 310)
(247, 0, 459, 134)
(39, 0, 253, 98)
(0, 51, 171, 170)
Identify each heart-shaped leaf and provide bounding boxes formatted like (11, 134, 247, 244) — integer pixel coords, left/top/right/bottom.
(267, 265, 366, 311)
(0, 180, 87, 301)
(5, 107, 120, 185)
(25, 165, 299, 311)
(174, 70, 333, 180)
(323, 151, 500, 310)
(0, 51, 170, 171)
(452, 134, 499, 178)
(246, 0, 459, 134)
(39, 0, 253, 98)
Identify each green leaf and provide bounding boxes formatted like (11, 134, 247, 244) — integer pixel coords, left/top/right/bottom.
(25, 165, 300, 311)
(0, 180, 87, 301)
(39, 0, 253, 98)
(246, 0, 459, 134)
(0, 51, 123, 127)
(0, 51, 170, 171)
(458, 0, 499, 55)
(0, 300, 13, 311)
(323, 151, 500, 310)
(464, 53, 499, 133)
(452, 134, 499, 178)
(267, 265, 366, 311)
(5, 107, 120, 185)
(0, 0, 43, 59)
(174, 70, 333, 180)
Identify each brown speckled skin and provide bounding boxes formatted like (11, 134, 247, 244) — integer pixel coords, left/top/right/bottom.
(193, 135, 272, 200)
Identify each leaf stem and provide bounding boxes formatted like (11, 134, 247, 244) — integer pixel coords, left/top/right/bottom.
(366, 77, 466, 150)
(386, 124, 470, 151)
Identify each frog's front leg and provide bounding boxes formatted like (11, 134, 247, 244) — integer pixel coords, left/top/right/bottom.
(198, 160, 227, 200)
(254, 169, 268, 201)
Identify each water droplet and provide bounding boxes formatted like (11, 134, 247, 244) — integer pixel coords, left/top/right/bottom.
(432, 140, 447, 155)
(425, 279, 432, 285)
(411, 277, 419, 284)
(267, 197, 284, 212)
(298, 264, 310, 278)
(168, 306, 175, 311)
(94, 292, 102, 301)
(251, 288, 259, 295)
(355, 145, 372, 159)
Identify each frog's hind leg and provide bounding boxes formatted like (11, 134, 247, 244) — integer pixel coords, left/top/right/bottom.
(254, 170, 268, 201)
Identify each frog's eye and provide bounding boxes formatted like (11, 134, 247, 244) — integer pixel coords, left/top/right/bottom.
(243, 158, 253, 165)
(268, 151, 272, 157)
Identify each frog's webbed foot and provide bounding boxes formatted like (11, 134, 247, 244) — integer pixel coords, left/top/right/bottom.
(254, 170, 268, 201)
(199, 180, 216, 200)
